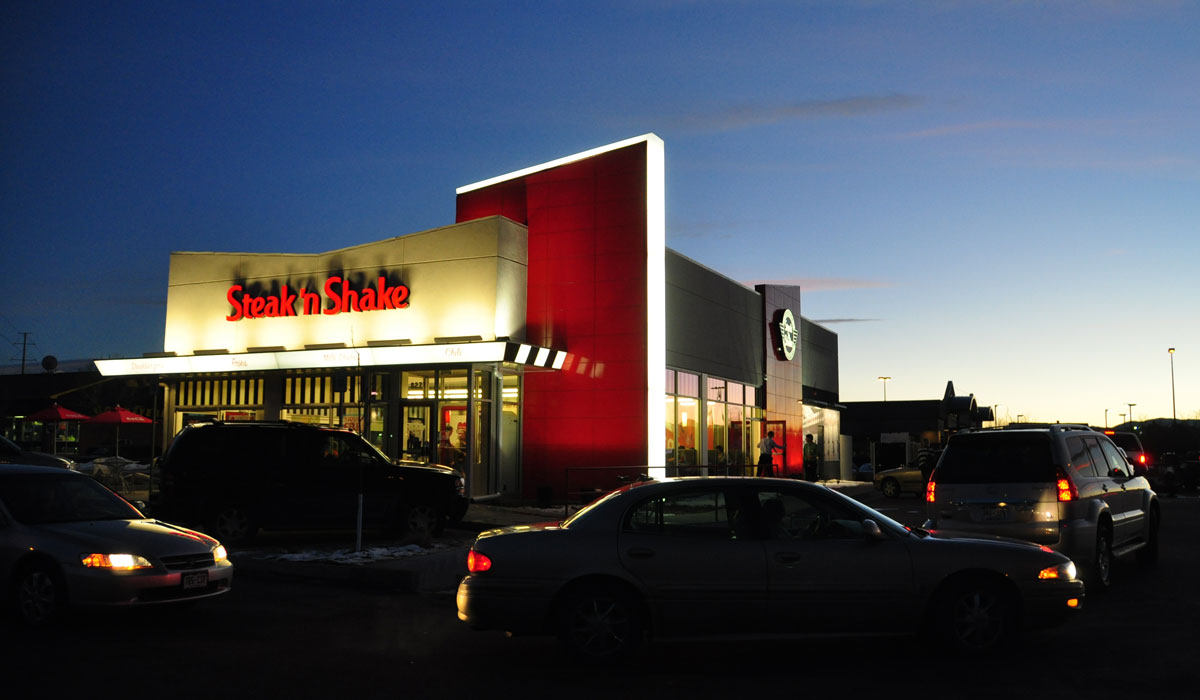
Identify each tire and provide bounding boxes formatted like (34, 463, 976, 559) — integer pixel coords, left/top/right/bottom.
(556, 583, 645, 665)
(881, 478, 901, 498)
(13, 562, 66, 625)
(1136, 508, 1159, 568)
(1090, 527, 1114, 592)
(935, 578, 1015, 655)
(208, 505, 258, 545)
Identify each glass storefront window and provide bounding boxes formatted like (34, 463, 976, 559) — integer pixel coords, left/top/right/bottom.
(664, 396, 677, 468)
(728, 405, 746, 467)
(727, 382, 743, 406)
(677, 372, 699, 398)
(706, 377, 726, 402)
(676, 397, 697, 466)
(707, 401, 726, 466)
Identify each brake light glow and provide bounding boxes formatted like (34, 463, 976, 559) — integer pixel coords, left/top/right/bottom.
(925, 480, 936, 503)
(1054, 468, 1079, 502)
(467, 550, 492, 573)
(1138, 454, 1146, 464)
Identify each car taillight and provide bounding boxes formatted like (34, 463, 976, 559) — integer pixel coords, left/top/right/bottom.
(925, 480, 936, 503)
(1138, 454, 1147, 465)
(1055, 468, 1078, 502)
(467, 550, 492, 573)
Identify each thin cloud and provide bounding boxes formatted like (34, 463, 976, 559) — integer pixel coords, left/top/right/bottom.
(810, 318, 883, 324)
(898, 120, 1054, 139)
(667, 94, 924, 133)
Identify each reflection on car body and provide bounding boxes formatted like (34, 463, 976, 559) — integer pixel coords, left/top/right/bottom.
(456, 477, 1083, 663)
(0, 464, 233, 624)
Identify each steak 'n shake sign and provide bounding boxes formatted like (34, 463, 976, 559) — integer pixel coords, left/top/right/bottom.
(225, 276, 410, 321)
(162, 216, 528, 355)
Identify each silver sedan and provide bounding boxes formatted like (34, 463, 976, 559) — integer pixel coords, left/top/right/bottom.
(1, 464, 233, 624)
(457, 477, 1084, 663)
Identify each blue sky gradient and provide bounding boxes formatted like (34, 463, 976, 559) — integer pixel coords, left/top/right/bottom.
(3, 1, 1196, 426)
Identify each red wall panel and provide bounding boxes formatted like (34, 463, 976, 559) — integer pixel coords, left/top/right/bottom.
(456, 143, 650, 499)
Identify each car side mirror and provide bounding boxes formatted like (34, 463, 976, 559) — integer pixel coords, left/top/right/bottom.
(862, 518, 885, 541)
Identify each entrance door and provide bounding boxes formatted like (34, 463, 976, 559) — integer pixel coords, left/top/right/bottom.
(399, 402, 436, 463)
(765, 419, 787, 476)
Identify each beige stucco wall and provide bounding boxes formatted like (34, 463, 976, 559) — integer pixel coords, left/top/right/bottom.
(163, 216, 528, 355)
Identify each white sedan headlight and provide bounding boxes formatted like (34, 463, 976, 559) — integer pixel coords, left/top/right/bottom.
(1038, 561, 1077, 581)
(81, 553, 154, 570)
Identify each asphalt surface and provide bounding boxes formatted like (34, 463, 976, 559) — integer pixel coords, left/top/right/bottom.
(230, 480, 877, 593)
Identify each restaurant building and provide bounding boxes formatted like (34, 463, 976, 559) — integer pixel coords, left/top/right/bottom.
(96, 135, 841, 501)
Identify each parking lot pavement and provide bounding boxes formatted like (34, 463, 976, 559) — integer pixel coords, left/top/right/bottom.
(230, 481, 877, 593)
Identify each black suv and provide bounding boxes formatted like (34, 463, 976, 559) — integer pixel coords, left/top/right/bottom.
(152, 421, 468, 544)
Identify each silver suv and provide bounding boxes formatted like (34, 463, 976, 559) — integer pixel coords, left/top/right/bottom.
(924, 425, 1159, 591)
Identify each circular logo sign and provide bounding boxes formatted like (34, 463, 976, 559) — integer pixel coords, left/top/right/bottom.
(778, 309, 798, 361)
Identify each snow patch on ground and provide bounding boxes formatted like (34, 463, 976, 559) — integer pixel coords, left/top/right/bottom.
(252, 542, 463, 565)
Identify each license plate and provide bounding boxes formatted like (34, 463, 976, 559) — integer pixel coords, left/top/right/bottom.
(982, 506, 1011, 522)
(182, 571, 208, 590)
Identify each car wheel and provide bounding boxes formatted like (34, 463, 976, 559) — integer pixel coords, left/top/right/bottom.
(13, 562, 65, 625)
(1090, 527, 1114, 592)
(556, 584, 644, 665)
(881, 478, 901, 498)
(401, 503, 443, 540)
(1136, 508, 1159, 568)
(208, 506, 257, 545)
(936, 578, 1015, 655)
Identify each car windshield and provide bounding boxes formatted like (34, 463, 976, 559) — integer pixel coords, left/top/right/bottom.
(0, 473, 142, 524)
(935, 433, 1057, 484)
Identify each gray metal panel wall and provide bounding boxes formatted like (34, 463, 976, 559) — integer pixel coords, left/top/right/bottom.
(801, 318, 839, 401)
(665, 249, 763, 384)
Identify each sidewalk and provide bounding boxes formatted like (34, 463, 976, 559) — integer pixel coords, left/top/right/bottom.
(231, 480, 875, 594)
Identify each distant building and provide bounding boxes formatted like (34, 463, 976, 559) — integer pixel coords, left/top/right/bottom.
(841, 381, 993, 472)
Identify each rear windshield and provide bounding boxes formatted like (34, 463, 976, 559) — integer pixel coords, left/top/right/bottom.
(1107, 433, 1142, 453)
(934, 433, 1057, 484)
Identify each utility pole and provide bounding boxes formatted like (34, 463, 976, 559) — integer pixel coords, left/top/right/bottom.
(19, 332, 31, 375)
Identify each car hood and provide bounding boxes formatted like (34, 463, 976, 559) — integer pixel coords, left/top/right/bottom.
(393, 460, 461, 477)
(35, 519, 220, 555)
(924, 527, 1049, 551)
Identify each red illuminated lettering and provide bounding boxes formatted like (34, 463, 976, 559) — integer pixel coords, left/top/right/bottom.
(226, 275, 409, 320)
(323, 276, 341, 315)
(226, 285, 244, 321)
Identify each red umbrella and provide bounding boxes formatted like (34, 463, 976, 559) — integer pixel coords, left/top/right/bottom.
(88, 406, 153, 458)
(27, 403, 90, 422)
(88, 406, 153, 425)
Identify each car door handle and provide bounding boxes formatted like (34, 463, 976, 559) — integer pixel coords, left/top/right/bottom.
(774, 552, 803, 564)
(626, 548, 655, 559)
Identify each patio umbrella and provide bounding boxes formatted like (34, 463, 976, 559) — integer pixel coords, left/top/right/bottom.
(26, 403, 90, 454)
(27, 403, 90, 422)
(88, 406, 153, 458)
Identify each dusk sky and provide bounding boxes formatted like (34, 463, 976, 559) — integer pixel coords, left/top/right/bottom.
(3, 1, 1196, 427)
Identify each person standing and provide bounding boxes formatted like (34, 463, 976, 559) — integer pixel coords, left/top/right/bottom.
(803, 434, 822, 482)
(757, 430, 782, 477)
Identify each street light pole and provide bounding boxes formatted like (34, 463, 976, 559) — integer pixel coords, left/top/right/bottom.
(1104, 408, 1109, 429)
(1169, 348, 1177, 420)
(878, 376, 891, 402)
(1127, 403, 1136, 428)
